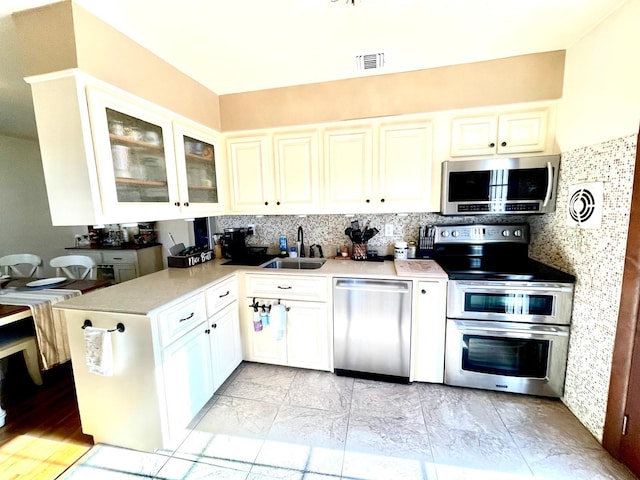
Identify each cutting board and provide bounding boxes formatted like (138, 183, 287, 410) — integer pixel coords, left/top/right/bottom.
(393, 259, 447, 278)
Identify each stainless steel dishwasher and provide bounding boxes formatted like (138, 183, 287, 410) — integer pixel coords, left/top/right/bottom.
(333, 278, 412, 382)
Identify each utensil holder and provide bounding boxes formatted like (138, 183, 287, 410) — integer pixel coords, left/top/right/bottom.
(352, 242, 367, 261)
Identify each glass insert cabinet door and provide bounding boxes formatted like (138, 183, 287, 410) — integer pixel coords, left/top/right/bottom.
(173, 119, 222, 214)
(86, 85, 180, 221)
(182, 135, 218, 204)
(107, 108, 170, 203)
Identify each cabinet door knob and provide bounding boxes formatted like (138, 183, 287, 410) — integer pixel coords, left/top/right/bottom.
(174, 202, 180, 207)
(501, 141, 507, 147)
(366, 199, 370, 203)
(380, 198, 385, 203)
(205, 328, 211, 334)
(212, 323, 217, 329)
(184, 202, 189, 207)
(264, 201, 269, 206)
(276, 201, 281, 205)
(421, 289, 427, 294)
(489, 142, 495, 148)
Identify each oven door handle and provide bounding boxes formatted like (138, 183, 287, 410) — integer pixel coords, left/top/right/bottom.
(542, 161, 553, 207)
(453, 319, 569, 337)
(454, 283, 573, 295)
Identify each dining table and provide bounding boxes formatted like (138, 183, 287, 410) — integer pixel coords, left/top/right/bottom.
(0, 277, 112, 364)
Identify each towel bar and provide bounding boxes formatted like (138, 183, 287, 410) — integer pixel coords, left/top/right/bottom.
(82, 319, 125, 333)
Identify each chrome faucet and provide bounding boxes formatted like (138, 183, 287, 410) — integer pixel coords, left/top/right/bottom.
(297, 226, 305, 257)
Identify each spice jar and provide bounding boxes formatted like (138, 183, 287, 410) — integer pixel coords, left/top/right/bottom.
(408, 241, 417, 259)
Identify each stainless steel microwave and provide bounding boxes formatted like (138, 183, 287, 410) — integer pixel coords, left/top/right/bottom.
(440, 155, 560, 215)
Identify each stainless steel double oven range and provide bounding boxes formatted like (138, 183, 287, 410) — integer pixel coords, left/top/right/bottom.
(432, 224, 575, 398)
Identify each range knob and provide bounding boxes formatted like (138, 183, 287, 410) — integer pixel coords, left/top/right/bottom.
(441, 231, 449, 237)
(502, 230, 510, 237)
(451, 231, 459, 237)
(513, 229, 522, 237)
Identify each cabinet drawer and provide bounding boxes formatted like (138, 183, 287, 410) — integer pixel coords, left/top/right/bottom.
(157, 293, 207, 347)
(205, 276, 238, 316)
(245, 274, 328, 301)
(102, 251, 137, 264)
(67, 250, 103, 263)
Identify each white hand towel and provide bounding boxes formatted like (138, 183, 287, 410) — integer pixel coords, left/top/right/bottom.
(270, 304, 287, 341)
(84, 326, 114, 376)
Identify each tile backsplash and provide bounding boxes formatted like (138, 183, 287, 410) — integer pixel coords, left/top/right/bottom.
(217, 212, 527, 258)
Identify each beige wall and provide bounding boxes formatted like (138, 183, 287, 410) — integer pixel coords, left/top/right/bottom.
(0, 135, 83, 276)
(557, 0, 640, 151)
(13, 1, 221, 131)
(219, 50, 565, 131)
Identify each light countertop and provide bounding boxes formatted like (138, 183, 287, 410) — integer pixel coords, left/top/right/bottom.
(54, 258, 446, 315)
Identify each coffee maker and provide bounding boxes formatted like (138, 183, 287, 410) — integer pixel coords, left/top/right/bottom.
(220, 227, 273, 265)
(221, 227, 250, 260)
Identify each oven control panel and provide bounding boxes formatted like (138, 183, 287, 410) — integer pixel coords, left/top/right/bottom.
(434, 224, 530, 244)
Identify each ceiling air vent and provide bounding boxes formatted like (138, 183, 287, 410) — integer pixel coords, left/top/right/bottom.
(355, 53, 385, 71)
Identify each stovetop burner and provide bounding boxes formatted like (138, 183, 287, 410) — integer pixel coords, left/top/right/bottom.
(432, 223, 576, 283)
(435, 256, 575, 282)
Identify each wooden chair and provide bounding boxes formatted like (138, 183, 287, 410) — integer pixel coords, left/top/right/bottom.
(0, 333, 43, 427)
(0, 254, 42, 278)
(49, 255, 96, 280)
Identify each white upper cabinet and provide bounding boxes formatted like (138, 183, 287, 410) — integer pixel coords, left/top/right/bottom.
(323, 125, 374, 212)
(323, 119, 435, 213)
(377, 120, 434, 212)
(172, 118, 224, 215)
(226, 134, 272, 213)
(26, 70, 224, 225)
(273, 130, 320, 214)
(86, 85, 180, 222)
(450, 108, 548, 157)
(226, 129, 320, 214)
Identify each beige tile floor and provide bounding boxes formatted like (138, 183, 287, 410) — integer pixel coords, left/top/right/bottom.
(60, 362, 638, 480)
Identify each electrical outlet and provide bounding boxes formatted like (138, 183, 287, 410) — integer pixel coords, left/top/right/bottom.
(384, 224, 393, 236)
(248, 224, 256, 236)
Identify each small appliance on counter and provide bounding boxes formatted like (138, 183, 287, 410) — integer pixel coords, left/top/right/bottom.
(219, 227, 275, 266)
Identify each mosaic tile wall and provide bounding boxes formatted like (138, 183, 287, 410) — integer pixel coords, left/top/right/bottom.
(217, 212, 528, 258)
(529, 133, 638, 441)
(218, 133, 638, 442)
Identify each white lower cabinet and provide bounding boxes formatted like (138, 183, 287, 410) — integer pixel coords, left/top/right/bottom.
(162, 319, 213, 442)
(242, 299, 330, 371)
(60, 277, 242, 453)
(411, 280, 447, 383)
(285, 300, 330, 370)
(209, 302, 243, 391)
(241, 274, 331, 371)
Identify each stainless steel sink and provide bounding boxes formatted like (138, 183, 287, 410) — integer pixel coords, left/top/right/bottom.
(260, 258, 326, 270)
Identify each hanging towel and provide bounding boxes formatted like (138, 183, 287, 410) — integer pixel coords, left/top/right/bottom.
(84, 326, 114, 376)
(270, 304, 287, 341)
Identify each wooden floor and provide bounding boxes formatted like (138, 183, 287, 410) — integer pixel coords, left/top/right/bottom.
(0, 358, 93, 479)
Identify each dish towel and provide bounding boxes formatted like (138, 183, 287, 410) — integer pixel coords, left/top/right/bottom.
(0, 288, 81, 369)
(83, 326, 114, 376)
(270, 304, 287, 341)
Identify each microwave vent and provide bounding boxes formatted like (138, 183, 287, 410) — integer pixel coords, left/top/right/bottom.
(567, 182, 603, 229)
(355, 52, 385, 70)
